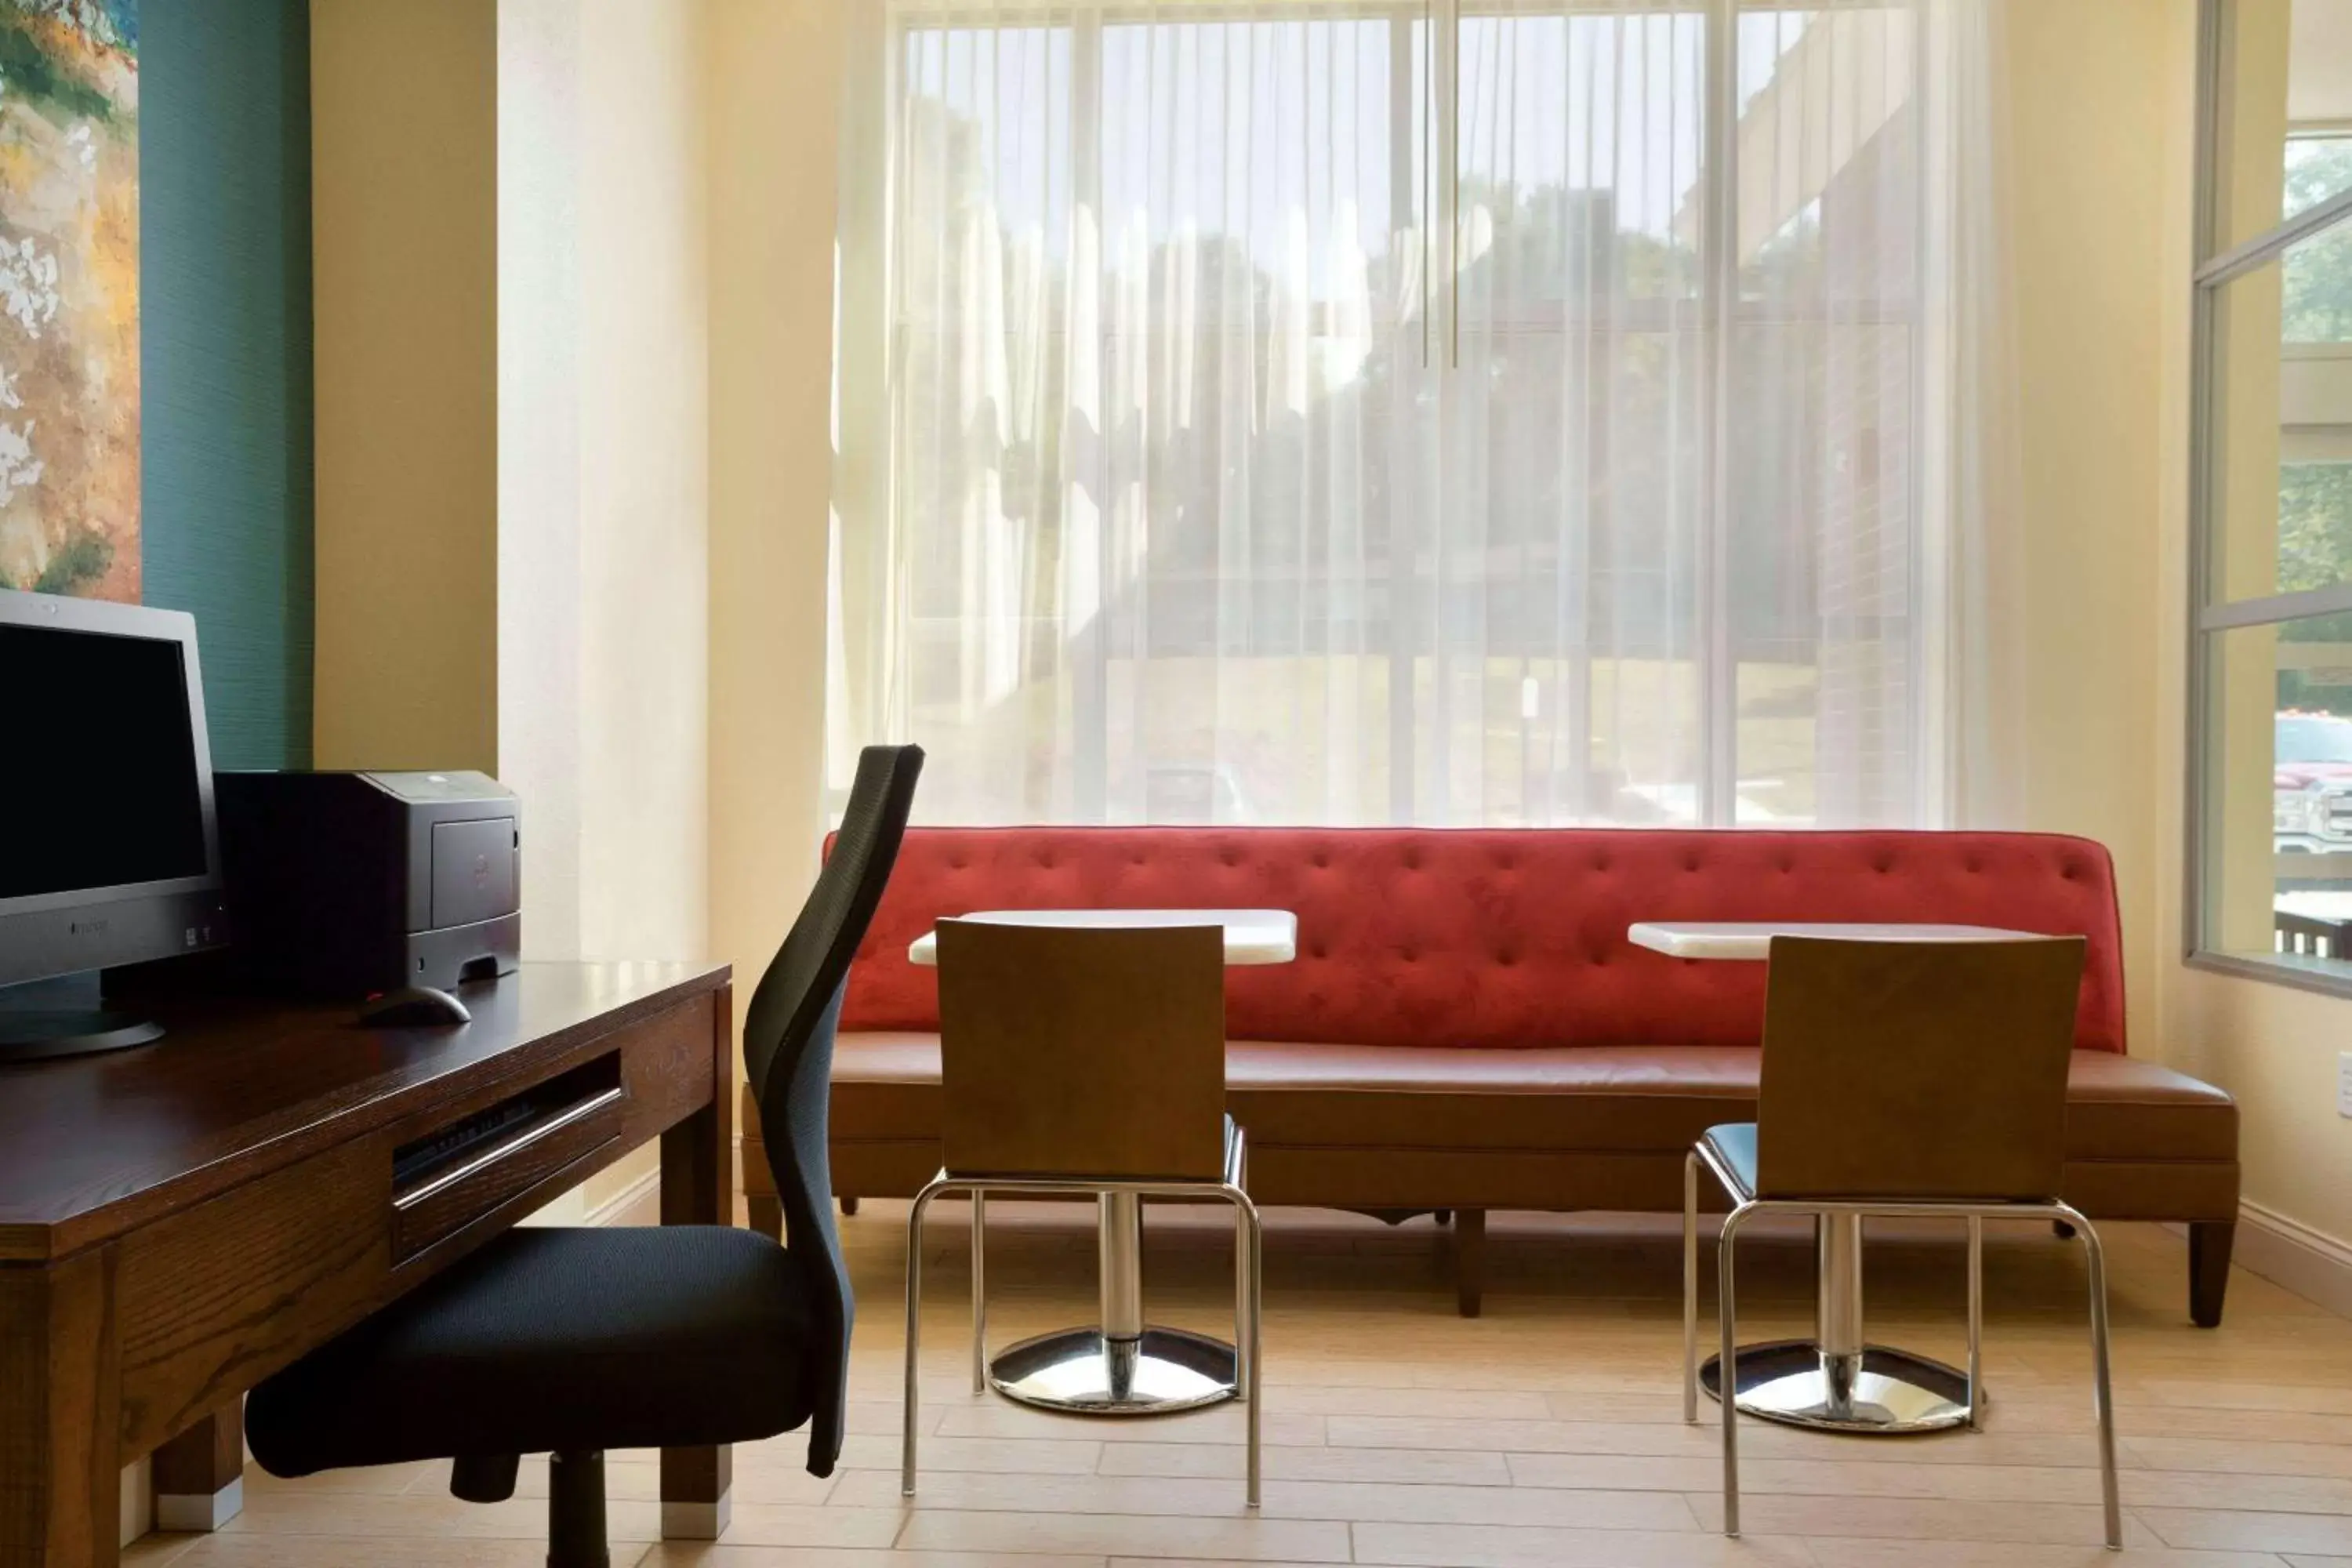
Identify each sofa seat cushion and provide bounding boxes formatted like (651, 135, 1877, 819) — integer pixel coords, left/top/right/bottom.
(826, 1033, 2236, 1164)
(2060, 1049, 2238, 1163)
(1225, 1040, 1762, 1153)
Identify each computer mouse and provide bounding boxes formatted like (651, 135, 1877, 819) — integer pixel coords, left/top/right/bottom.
(357, 985, 473, 1028)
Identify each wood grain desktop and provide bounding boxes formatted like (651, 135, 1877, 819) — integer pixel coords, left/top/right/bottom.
(0, 960, 734, 1568)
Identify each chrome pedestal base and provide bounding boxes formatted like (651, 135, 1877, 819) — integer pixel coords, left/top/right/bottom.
(1700, 1339, 1975, 1433)
(989, 1327, 1239, 1414)
(904, 1130, 1266, 1506)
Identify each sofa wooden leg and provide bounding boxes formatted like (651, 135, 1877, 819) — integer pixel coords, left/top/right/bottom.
(841, 1196, 861, 1217)
(746, 1193, 783, 1241)
(1454, 1209, 1486, 1318)
(2190, 1219, 2235, 1328)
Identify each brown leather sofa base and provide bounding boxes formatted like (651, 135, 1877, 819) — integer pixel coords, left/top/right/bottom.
(743, 1033, 2241, 1323)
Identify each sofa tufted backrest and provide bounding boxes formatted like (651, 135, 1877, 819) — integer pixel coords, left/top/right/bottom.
(833, 828, 2129, 1054)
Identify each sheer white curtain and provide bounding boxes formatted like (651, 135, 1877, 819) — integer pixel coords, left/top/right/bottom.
(829, 0, 1999, 828)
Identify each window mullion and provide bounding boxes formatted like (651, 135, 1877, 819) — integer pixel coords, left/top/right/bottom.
(2201, 584, 2352, 634)
(1071, 8, 1109, 820)
(1700, 0, 1738, 828)
(2197, 186, 2352, 290)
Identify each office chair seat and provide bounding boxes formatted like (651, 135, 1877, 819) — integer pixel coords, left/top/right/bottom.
(248, 1224, 816, 1475)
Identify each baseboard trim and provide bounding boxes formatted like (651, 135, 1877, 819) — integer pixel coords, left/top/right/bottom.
(119, 1457, 151, 1549)
(2230, 1200, 2352, 1320)
(586, 1166, 663, 1229)
(156, 1478, 242, 1533)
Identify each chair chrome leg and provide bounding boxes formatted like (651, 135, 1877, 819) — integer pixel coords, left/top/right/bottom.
(2063, 1205, 2123, 1551)
(971, 1190, 989, 1396)
(1231, 1189, 1265, 1510)
(903, 1180, 946, 1498)
(1966, 1214, 1984, 1432)
(1719, 1206, 1746, 1539)
(1682, 1150, 1700, 1425)
(1233, 1200, 1251, 1401)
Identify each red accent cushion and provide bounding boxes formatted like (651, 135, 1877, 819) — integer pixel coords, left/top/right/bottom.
(831, 828, 2129, 1054)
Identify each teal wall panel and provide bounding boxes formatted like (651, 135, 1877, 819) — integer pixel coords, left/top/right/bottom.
(140, 0, 313, 770)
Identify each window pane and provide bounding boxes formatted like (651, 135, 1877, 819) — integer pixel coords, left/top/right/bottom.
(2207, 213, 2352, 604)
(2288, 134, 2352, 223)
(1732, 5, 1922, 826)
(1448, 10, 1713, 827)
(2201, 612, 2352, 972)
(866, 6, 1934, 830)
(2212, 0, 2352, 251)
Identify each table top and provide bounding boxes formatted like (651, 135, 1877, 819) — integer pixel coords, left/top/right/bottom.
(909, 909, 1298, 967)
(1627, 921, 2047, 961)
(0, 960, 731, 1258)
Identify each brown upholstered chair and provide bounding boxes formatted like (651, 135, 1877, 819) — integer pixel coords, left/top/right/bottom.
(901, 920, 1263, 1504)
(1683, 936, 2121, 1551)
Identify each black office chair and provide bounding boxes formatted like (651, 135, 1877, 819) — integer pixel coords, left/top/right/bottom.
(247, 744, 923, 1568)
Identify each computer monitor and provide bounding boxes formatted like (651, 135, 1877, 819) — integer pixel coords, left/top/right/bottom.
(0, 587, 227, 1060)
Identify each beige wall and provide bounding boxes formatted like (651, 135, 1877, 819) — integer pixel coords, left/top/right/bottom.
(1991, 0, 2172, 1038)
(317, 0, 713, 1223)
(311, 1, 499, 771)
(1988, 0, 2352, 1261)
(1989, 0, 2352, 1255)
(501, 0, 713, 1218)
(499, 0, 587, 959)
(706, 0, 848, 1097)
(313, 0, 2352, 1258)
(2153, 0, 2352, 1253)
(312, 0, 830, 1214)
(572, 0, 714, 1214)
(498, 0, 712, 975)
(575, 0, 713, 974)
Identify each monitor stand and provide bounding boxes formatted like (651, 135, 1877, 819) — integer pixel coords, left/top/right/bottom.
(0, 974, 164, 1063)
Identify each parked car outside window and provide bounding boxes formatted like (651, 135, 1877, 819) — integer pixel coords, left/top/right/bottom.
(2274, 711, 2352, 855)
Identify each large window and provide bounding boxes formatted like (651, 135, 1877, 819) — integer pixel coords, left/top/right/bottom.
(2190, 0, 2352, 985)
(832, 1, 1946, 827)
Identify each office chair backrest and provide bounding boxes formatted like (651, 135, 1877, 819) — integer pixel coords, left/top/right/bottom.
(740, 742, 922, 1477)
(1755, 935, 2085, 1203)
(937, 921, 1228, 1181)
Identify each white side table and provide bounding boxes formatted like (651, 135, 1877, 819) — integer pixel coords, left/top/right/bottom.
(913, 909, 1297, 1417)
(1634, 920, 2045, 1436)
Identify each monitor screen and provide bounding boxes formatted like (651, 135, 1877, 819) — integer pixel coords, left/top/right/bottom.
(0, 621, 210, 901)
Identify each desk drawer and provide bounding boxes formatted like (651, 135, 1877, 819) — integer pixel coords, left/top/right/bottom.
(116, 1138, 388, 1452)
(97, 977, 728, 1463)
(391, 1058, 626, 1260)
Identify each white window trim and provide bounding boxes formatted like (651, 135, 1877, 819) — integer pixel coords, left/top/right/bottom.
(2184, 0, 2352, 996)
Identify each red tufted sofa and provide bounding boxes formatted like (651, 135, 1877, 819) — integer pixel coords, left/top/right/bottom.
(740, 827, 2241, 1323)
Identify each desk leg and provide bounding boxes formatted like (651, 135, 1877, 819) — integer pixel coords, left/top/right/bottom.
(153, 1406, 244, 1532)
(659, 984, 735, 1541)
(0, 1247, 122, 1568)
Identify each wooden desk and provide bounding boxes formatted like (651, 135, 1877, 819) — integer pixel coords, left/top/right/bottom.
(0, 960, 735, 1568)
